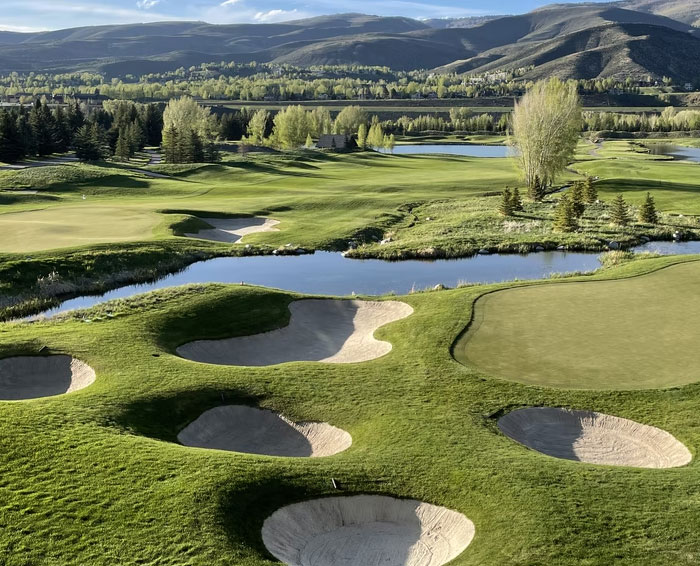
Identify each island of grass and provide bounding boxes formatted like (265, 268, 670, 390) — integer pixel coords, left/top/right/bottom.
(1, 255, 699, 564)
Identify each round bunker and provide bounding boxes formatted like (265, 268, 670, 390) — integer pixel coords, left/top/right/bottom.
(177, 405, 351, 457)
(498, 408, 692, 468)
(262, 495, 475, 566)
(177, 299, 414, 366)
(0, 355, 96, 400)
(184, 216, 280, 244)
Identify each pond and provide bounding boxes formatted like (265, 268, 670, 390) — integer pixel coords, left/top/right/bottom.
(26, 241, 700, 320)
(378, 144, 512, 158)
(646, 143, 700, 163)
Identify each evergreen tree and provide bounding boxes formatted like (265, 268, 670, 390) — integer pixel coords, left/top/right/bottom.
(74, 124, 107, 161)
(570, 181, 586, 218)
(499, 188, 514, 216)
(0, 110, 25, 163)
(583, 176, 598, 204)
(639, 192, 658, 224)
(529, 175, 546, 201)
(510, 187, 524, 211)
(162, 125, 179, 163)
(29, 99, 56, 156)
(305, 133, 314, 148)
(143, 104, 163, 146)
(203, 140, 221, 163)
(610, 194, 630, 226)
(66, 101, 85, 135)
(553, 194, 578, 232)
(16, 108, 35, 157)
(52, 107, 72, 153)
(115, 128, 132, 161)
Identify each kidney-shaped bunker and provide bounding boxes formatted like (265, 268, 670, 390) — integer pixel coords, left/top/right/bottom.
(262, 495, 475, 566)
(0, 355, 96, 400)
(178, 405, 351, 457)
(498, 407, 692, 468)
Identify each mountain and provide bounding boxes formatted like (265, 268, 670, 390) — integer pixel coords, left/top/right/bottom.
(437, 22, 700, 82)
(618, 0, 700, 26)
(0, 5, 697, 81)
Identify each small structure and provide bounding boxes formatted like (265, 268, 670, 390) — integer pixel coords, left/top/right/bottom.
(317, 134, 357, 151)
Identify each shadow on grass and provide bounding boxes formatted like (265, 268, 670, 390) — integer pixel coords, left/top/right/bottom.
(598, 178, 700, 195)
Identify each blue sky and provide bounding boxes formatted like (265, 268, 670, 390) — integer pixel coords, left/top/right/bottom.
(1, 0, 610, 32)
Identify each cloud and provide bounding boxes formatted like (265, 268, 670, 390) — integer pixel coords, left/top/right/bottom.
(253, 9, 301, 22)
(137, 0, 161, 8)
(220, 0, 242, 5)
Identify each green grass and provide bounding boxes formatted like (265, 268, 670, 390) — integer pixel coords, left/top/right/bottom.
(454, 259, 700, 390)
(2, 257, 700, 564)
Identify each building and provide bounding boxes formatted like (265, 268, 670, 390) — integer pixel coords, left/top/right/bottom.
(317, 134, 358, 151)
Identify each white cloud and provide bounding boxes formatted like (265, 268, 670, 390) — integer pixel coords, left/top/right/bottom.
(253, 9, 301, 22)
(220, 0, 242, 5)
(137, 0, 161, 8)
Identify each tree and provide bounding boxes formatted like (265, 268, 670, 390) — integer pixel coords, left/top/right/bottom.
(511, 78, 583, 189)
(0, 110, 25, 163)
(499, 188, 514, 216)
(583, 176, 598, 204)
(357, 123, 367, 149)
(163, 96, 215, 139)
(162, 125, 180, 163)
(305, 133, 314, 148)
(553, 194, 578, 232)
(510, 187, 524, 211)
(570, 181, 586, 218)
(271, 105, 312, 149)
(610, 194, 630, 226)
(529, 175, 545, 202)
(143, 103, 163, 146)
(115, 128, 132, 161)
(639, 192, 658, 224)
(383, 133, 396, 153)
(74, 124, 108, 162)
(245, 109, 270, 145)
(29, 99, 56, 156)
(367, 123, 384, 149)
(334, 105, 368, 134)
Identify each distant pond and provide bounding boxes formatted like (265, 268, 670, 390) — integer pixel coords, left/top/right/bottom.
(379, 144, 512, 158)
(646, 143, 700, 163)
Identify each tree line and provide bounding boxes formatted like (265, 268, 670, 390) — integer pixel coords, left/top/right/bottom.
(0, 99, 163, 163)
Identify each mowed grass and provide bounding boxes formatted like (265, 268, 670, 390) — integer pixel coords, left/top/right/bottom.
(0, 151, 520, 253)
(455, 260, 700, 390)
(1, 257, 700, 564)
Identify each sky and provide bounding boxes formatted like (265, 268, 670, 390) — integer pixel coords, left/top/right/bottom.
(0, 0, 612, 33)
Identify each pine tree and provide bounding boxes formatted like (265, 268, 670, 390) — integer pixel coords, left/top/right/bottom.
(74, 124, 107, 162)
(203, 140, 221, 163)
(115, 128, 131, 161)
(570, 181, 586, 218)
(305, 133, 314, 148)
(510, 187, 524, 211)
(553, 194, 578, 232)
(583, 176, 598, 204)
(143, 103, 163, 146)
(639, 192, 658, 224)
(529, 175, 545, 201)
(499, 188, 514, 217)
(52, 107, 72, 153)
(29, 99, 56, 156)
(162, 125, 179, 163)
(610, 194, 630, 226)
(0, 110, 25, 163)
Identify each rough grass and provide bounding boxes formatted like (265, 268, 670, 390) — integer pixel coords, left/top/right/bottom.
(1, 257, 700, 564)
(455, 258, 700, 389)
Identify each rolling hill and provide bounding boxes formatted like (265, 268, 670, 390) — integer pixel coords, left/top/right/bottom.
(0, 4, 697, 81)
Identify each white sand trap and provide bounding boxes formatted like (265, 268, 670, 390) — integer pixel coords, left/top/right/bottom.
(0, 355, 96, 400)
(262, 495, 475, 566)
(185, 216, 280, 243)
(498, 408, 692, 468)
(177, 299, 414, 366)
(177, 405, 351, 457)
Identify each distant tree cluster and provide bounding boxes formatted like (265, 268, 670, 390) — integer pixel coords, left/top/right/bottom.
(0, 98, 163, 163)
(161, 97, 219, 163)
(585, 107, 700, 133)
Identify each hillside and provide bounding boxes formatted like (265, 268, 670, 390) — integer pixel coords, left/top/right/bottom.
(0, 5, 697, 80)
(437, 22, 700, 82)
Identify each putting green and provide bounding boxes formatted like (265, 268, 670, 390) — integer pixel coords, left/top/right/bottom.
(454, 261, 700, 390)
(0, 205, 161, 252)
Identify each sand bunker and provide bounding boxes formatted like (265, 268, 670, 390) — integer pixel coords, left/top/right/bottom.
(498, 408, 691, 468)
(262, 495, 475, 566)
(185, 216, 280, 243)
(177, 405, 351, 457)
(177, 299, 414, 366)
(0, 355, 96, 400)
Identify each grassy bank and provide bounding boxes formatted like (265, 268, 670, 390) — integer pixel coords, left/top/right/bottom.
(1, 256, 700, 564)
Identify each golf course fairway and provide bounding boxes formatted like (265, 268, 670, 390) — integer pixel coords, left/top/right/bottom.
(454, 260, 700, 389)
